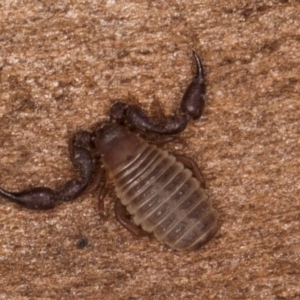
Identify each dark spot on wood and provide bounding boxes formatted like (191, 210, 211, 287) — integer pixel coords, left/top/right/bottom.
(76, 237, 88, 249)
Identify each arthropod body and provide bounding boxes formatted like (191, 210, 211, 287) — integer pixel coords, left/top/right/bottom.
(99, 124, 217, 250)
(0, 52, 218, 250)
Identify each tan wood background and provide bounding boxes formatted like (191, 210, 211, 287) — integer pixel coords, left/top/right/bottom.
(0, 1, 299, 299)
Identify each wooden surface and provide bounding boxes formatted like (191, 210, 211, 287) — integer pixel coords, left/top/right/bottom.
(0, 1, 299, 299)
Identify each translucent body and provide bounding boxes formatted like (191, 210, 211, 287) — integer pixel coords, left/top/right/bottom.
(110, 143, 218, 251)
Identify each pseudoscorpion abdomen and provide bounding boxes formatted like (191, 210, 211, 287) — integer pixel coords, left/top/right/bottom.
(113, 143, 218, 251)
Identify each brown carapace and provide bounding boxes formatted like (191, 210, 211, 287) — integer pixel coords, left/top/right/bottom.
(0, 52, 218, 251)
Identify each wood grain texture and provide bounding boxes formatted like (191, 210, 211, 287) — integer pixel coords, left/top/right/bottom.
(0, 1, 299, 299)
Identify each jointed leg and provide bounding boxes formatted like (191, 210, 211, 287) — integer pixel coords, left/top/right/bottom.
(147, 135, 176, 146)
(97, 178, 108, 214)
(174, 154, 206, 189)
(114, 199, 148, 236)
(79, 163, 108, 215)
(84, 166, 105, 195)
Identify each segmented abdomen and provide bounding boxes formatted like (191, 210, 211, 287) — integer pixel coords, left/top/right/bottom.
(112, 144, 218, 251)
